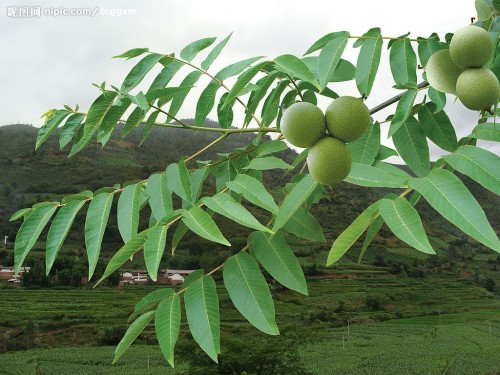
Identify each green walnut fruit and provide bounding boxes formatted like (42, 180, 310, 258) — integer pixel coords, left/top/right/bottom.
(456, 67, 500, 111)
(449, 25, 494, 68)
(425, 49, 464, 94)
(325, 96, 370, 142)
(280, 102, 326, 148)
(307, 136, 352, 186)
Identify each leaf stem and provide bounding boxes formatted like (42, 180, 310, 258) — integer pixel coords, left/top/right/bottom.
(369, 82, 428, 115)
(286, 74, 304, 101)
(150, 104, 191, 128)
(184, 133, 229, 163)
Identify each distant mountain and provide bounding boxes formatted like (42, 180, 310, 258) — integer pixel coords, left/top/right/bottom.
(0, 122, 498, 267)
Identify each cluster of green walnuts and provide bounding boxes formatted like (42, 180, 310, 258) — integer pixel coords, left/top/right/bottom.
(280, 97, 370, 186)
(426, 24, 499, 110)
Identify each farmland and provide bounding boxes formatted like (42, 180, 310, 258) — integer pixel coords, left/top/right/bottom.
(1, 256, 500, 373)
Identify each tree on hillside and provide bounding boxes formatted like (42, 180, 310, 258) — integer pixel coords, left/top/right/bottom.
(8, 0, 499, 368)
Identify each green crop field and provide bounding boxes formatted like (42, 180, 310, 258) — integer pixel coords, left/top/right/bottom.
(2, 320, 500, 374)
(1, 263, 500, 374)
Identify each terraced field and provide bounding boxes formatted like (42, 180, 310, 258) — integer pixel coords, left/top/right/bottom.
(1, 262, 499, 373)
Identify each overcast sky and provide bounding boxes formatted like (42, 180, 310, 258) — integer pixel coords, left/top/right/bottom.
(0, 0, 497, 159)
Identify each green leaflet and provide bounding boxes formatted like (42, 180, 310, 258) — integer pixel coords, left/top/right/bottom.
(442, 145, 500, 195)
(491, 38, 500, 82)
(14, 203, 58, 274)
(145, 86, 192, 104)
(121, 53, 164, 94)
(255, 140, 288, 157)
(202, 192, 272, 234)
(168, 71, 203, 120)
(243, 156, 292, 171)
(353, 28, 382, 47)
(244, 71, 279, 126)
(97, 97, 133, 145)
(349, 122, 381, 165)
(372, 161, 412, 180)
(59, 113, 85, 150)
(122, 106, 146, 138)
(157, 209, 187, 227)
(201, 33, 232, 70)
(226, 174, 278, 214)
(180, 37, 216, 62)
(302, 90, 317, 105)
(215, 57, 265, 84)
(388, 89, 417, 137)
(36, 109, 70, 150)
(97, 230, 150, 285)
(273, 174, 319, 232)
(356, 32, 383, 97)
(471, 122, 500, 142)
(46, 200, 86, 275)
(304, 31, 350, 55)
(148, 60, 183, 92)
(195, 81, 220, 126)
(156, 294, 181, 368)
(249, 232, 308, 295)
(184, 275, 220, 363)
(166, 162, 193, 204)
(144, 225, 168, 281)
(393, 117, 430, 177)
(9, 208, 32, 222)
(302, 57, 354, 83)
(223, 252, 279, 335)
(217, 92, 235, 129)
(329, 59, 356, 82)
(113, 47, 149, 60)
(290, 149, 309, 168)
(327, 201, 381, 266)
(375, 145, 399, 161)
(182, 269, 205, 288)
(182, 206, 230, 246)
(273, 54, 320, 90)
(359, 215, 384, 262)
(70, 91, 118, 156)
(221, 61, 271, 109)
(345, 163, 409, 188)
(117, 184, 143, 244)
(379, 197, 435, 254)
(417, 35, 447, 67)
(85, 192, 114, 279)
(190, 168, 210, 203)
(130, 288, 175, 323)
(113, 310, 155, 364)
(476, 0, 495, 20)
(418, 103, 458, 152)
(389, 37, 417, 87)
(261, 80, 290, 126)
(317, 33, 349, 89)
(215, 159, 238, 192)
(408, 169, 500, 252)
(283, 207, 326, 243)
(140, 110, 160, 145)
(428, 87, 446, 112)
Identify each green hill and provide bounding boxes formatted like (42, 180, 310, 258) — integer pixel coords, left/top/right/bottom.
(0, 122, 498, 273)
(1, 123, 500, 373)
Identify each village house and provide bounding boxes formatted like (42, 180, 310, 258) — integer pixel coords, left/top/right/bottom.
(118, 268, 195, 287)
(0, 265, 30, 287)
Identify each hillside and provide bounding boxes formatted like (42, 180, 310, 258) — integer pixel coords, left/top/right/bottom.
(1, 123, 500, 373)
(0, 122, 498, 273)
